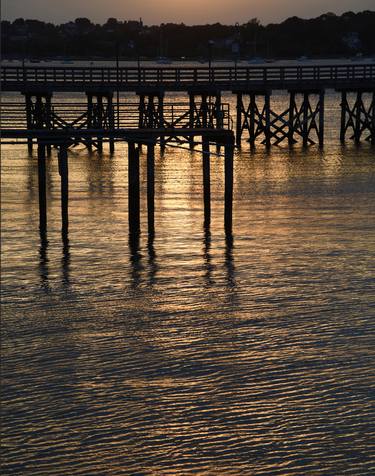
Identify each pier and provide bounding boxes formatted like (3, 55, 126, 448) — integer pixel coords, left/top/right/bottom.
(2, 63, 374, 147)
(1, 63, 374, 240)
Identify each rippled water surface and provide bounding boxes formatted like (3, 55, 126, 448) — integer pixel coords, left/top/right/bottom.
(1, 93, 375, 475)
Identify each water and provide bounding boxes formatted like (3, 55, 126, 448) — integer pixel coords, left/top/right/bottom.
(1, 93, 375, 475)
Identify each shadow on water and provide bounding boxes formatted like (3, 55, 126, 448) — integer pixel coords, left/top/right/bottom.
(225, 232, 236, 289)
(39, 230, 50, 292)
(38, 230, 71, 290)
(61, 232, 71, 287)
(128, 231, 143, 289)
(203, 224, 214, 286)
(127, 225, 234, 290)
(147, 232, 158, 286)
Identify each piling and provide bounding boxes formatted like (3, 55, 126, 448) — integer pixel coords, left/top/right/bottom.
(37, 141, 47, 234)
(318, 90, 325, 147)
(224, 138, 234, 234)
(235, 93, 242, 147)
(128, 142, 140, 233)
(147, 142, 155, 236)
(202, 137, 211, 226)
(58, 143, 69, 237)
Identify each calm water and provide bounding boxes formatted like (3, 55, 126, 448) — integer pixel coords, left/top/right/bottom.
(1, 92, 375, 475)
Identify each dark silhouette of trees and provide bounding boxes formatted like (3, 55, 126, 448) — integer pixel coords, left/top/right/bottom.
(2, 11, 374, 60)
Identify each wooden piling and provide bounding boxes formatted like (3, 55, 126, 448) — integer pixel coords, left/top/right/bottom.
(202, 137, 211, 226)
(249, 93, 256, 146)
(235, 93, 242, 147)
(37, 141, 47, 234)
(224, 139, 234, 234)
(86, 93, 93, 151)
(97, 95, 103, 152)
(147, 142, 155, 235)
(189, 92, 195, 149)
(25, 95, 34, 152)
(108, 94, 115, 153)
(58, 143, 69, 236)
(159, 94, 166, 152)
(128, 142, 140, 233)
(264, 92, 271, 148)
(354, 92, 362, 144)
(371, 92, 375, 145)
(318, 90, 325, 147)
(288, 91, 296, 145)
(302, 92, 309, 147)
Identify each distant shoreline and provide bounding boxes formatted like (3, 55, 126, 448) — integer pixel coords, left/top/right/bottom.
(2, 56, 375, 67)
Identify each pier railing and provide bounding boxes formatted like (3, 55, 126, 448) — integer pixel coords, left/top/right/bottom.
(2, 64, 374, 90)
(0, 101, 232, 131)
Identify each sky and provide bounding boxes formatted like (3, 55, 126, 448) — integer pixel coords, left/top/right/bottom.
(2, 0, 374, 25)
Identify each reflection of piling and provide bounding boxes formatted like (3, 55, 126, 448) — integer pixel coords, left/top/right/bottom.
(202, 137, 211, 226)
(147, 232, 157, 286)
(62, 235, 70, 286)
(128, 142, 140, 234)
(224, 138, 234, 234)
(129, 230, 141, 288)
(147, 142, 155, 236)
(37, 141, 47, 234)
(225, 232, 235, 288)
(58, 143, 69, 237)
(39, 229, 49, 290)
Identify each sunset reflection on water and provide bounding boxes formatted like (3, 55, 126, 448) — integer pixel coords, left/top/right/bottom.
(1, 92, 375, 475)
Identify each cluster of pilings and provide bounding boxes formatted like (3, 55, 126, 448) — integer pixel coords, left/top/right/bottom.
(234, 89, 325, 147)
(234, 88, 374, 147)
(339, 89, 375, 144)
(34, 132, 235, 241)
(23, 88, 227, 152)
(22, 87, 375, 152)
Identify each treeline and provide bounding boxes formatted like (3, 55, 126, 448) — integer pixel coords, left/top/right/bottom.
(1, 11, 375, 60)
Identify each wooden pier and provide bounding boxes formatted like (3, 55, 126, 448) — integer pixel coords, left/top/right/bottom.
(2, 128, 234, 238)
(1, 63, 374, 241)
(2, 64, 374, 148)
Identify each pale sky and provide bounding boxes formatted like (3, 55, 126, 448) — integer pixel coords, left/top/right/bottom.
(2, 0, 374, 25)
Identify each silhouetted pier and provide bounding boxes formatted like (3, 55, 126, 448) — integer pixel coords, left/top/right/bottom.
(2, 128, 234, 240)
(1, 63, 374, 241)
(2, 64, 374, 147)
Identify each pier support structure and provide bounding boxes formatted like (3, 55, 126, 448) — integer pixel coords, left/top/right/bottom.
(339, 89, 375, 144)
(288, 89, 325, 147)
(188, 89, 223, 148)
(37, 140, 47, 234)
(86, 91, 115, 152)
(137, 90, 165, 149)
(234, 90, 271, 148)
(234, 89, 325, 147)
(24, 92, 53, 153)
(58, 143, 69, 238)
